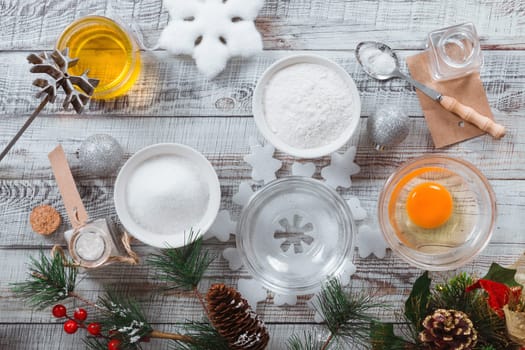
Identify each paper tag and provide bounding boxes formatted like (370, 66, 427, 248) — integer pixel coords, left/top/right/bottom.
(48, 145, 89, 228)
(406, 51, 494, 148)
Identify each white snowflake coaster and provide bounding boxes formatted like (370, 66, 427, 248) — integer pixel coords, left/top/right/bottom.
(346, 196, 367, 221)
(205, 210, 236, 242)
(159, 0, 264, 78)
(338, 258, 357, 287)
(233, 182, 255, 207)
(321, 147, 360, 189)
(291, 162, 316, 177)
(244, 140, 282, 184)
(356, 225, 389, 259)
(237, 279, 267, 310)
(273, 294, 297, 307)
(223, 247, 243, 271)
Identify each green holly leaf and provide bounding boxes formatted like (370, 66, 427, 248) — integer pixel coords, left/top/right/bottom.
(405, 271, 431, 328)
(482, 263, 521, 287)
(370, 322, 412, 350)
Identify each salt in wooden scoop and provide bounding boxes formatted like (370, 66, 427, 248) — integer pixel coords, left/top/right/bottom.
(355, 41, 505, 139)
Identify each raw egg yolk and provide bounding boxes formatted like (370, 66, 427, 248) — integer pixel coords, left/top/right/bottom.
(406, 182, 453, 229)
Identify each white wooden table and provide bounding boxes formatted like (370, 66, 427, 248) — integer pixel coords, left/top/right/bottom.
(1, 1, 524, 348)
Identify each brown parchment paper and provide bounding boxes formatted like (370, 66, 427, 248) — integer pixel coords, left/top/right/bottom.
(406, 51, 494, 148)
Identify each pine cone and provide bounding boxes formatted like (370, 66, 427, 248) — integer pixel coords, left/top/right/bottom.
(207, 284, 269, 350)
(419, 309, 478, 350)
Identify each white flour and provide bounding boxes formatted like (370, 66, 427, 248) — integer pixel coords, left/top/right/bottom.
(263, 63, 355, 149)
(126, 155, 209, 235)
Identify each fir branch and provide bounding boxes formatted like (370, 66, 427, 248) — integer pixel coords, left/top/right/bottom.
(94, 292, 193, 349)
(170, 322, 230, 350)
(287, 331, 323, 350)
(148, 230, 215, 291)
(11, 250, 77, 309)
(430, 273, 513, 349)
(96, 292, 153, 349)
(312, 278, 382, 349)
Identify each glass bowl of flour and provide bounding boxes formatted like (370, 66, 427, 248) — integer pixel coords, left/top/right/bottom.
(253, 55, 361, 158)
(114, 143, 221, 248)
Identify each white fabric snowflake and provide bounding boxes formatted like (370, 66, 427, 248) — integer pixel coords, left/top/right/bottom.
(159, 0, 264, 78)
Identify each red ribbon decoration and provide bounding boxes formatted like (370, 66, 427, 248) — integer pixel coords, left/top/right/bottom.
(466, 279, 522, 318)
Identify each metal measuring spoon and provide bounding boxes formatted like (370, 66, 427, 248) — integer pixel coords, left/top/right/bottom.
(355, 41, 505, 139)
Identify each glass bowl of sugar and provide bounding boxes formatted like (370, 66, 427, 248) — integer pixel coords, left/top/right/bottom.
(253, 54, 361, 158)
(114, 143, 221, 248)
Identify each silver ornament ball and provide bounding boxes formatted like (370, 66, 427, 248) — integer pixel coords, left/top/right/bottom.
(367, 106, 410, 150)
(78, 134, 124, 176)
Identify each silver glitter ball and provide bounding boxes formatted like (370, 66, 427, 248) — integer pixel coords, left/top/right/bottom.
(78, 134, 124, 176)
(367, 106, 410, 151)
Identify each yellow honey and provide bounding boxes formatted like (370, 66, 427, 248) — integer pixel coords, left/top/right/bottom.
(56, 16, 140, 100)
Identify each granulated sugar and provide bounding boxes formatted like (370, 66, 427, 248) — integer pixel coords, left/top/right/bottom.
(263, 63, 355, 149)
(126, 155, 209, 235)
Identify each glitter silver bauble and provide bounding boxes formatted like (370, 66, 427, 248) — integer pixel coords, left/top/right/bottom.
(367, 106, 410, 151)
(78, 134, 124, 176)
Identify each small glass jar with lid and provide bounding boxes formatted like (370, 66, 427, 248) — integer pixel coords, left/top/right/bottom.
(427, 22, 483, 81)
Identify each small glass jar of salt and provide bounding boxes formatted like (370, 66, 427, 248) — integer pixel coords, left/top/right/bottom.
(65, 218, 116, 268)
(426, 22, 483, 81)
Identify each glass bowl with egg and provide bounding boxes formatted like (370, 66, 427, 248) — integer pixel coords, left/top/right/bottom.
(378, 155, 496, 270)
(252, 54, 361, 158)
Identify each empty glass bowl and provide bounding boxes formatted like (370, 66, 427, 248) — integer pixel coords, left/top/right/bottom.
(236, 177, 355, 295)
(378, 155, 496, 271)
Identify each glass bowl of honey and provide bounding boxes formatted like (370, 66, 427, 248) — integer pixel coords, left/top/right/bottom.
(378, 155, 496, 271)
(56, 16, 141, 100)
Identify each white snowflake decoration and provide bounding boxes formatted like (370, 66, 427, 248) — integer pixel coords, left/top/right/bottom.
(273, 294, 297, 307)
(347, 196, 367, 221)
(232, 182, 256, 207)
(356, 225, 389, 259)
(238, 279, 267, 308)
(159, 0, 264, 78)
(244, 139, 282, 184)
(291, 162, 316, 177)
(222, 247, 243, 271)
(204, 210, 236, 242)
(321, 147, 360, 189)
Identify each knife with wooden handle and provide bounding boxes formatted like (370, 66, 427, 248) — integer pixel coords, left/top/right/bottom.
(399, 70, 506, 139)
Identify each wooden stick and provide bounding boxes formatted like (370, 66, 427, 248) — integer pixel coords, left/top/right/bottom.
(439, 95, 506, 139)
(150, 330, 193, 342)
(0, 96, 49, 162)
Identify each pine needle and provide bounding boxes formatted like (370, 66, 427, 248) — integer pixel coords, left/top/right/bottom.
(148, 230, 215, 291)
(287, 331, 323, 350)
(312, 278, 382, 349)
(11, 250, 77, 309)
(96, 292, 153, 349)
(170, 322, 230, 350)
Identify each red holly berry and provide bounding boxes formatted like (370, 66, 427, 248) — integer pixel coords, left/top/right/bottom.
(107, 339, 121, 350)
(52, 304, 67, 318)
(63, 319, 79, 334)
(87, 322, 101, 336)
(73, 308, 88, 321)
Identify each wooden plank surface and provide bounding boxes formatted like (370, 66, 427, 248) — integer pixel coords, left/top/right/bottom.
(0, 50, 524, 117)
(1, 0, 525, 348)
